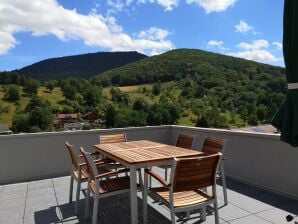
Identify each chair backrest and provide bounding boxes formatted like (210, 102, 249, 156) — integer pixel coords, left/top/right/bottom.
(171, 153, 222, 192)
(80, 147, 99, 182)
(99, 133, 127, 144)
(175, 133, 195, 149)
(201, 136, 226, 154)
(65, 141, 80, 170)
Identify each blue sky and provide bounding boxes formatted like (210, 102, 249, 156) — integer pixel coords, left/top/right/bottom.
(0, 0, 284, 71)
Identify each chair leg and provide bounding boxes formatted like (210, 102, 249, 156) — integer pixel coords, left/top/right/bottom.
(92, 195, 99, 224)
(214, 200, 219, 224)
(165, 168, 168, 181)
(200, 207, 206, 221)
(69, 174, 74, 204)
(75, 178, 81, 214)
(143, 171, 148, 224)
(220, 165, 228, 205)
(85, 187, 90, 220)
(186, 210, 190, 219)
(138, 169, 144, 191)
(170, 209, 176, 224)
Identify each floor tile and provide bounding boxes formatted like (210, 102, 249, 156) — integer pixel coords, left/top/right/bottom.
(229, 215, 272, 224)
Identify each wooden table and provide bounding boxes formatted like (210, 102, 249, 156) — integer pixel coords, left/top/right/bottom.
(94, 140, 202, 224)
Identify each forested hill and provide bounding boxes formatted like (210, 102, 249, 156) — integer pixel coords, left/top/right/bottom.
(91, 49, 285, 87)
(17, 51, 147, 81)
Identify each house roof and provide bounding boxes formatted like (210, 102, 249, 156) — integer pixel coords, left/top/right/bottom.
(56, 114, 78, 119)
(83, 111, 100, 118)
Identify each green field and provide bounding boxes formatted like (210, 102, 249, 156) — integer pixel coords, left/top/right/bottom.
(0, 86, 65, 126)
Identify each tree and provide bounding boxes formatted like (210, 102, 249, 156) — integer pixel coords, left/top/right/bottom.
(44, 80, 57, 92)
(133, 98, 149, 111)
(239, 105, 249, 125)
(24, 79, 40, 94)
(105, 105, 117, 128)
(152, 83, 161, 96)
(196, 116, 209, 128)
(256, 104, 267, 122)
(167, 104, 180, 124)
(5, 85, 21, 102)
(29, 107, 53, 130)
(62, 84, 77, 101)
(248, 114, 258, 126)
(83, 86, 102, 107)
(12, 113, 30, 133)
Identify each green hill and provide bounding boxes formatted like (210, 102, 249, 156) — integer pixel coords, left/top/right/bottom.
(17, 51, 147, 81)
(92, 49, 285, 86)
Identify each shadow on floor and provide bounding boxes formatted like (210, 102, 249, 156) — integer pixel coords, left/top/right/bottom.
(218, 177, 298, 215)
(34, 194, 173, 224)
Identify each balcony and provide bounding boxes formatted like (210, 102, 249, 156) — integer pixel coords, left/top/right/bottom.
(1, 125, 298, 223)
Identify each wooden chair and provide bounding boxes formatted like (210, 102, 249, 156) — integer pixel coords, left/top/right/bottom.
(143, 153, 222, 224)
(80, 147, 134, 224)
(201, 136, 228, 205)
(65, 142, 112, 214)
(99, 133, 127, 172)
(99, 133, 127, 144)
(99, 133, 144, 187)
(159, 133, 195, 181)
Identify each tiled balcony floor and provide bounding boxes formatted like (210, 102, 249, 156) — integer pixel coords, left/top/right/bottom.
(1, 169, 297, 224)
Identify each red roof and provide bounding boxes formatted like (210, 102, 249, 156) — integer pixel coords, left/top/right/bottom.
(57, 114, 78, 119)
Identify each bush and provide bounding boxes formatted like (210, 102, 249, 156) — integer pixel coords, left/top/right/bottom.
(5, 85, 21, 102)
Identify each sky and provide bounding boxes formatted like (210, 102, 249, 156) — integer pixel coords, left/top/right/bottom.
(0, 0, 284, 71)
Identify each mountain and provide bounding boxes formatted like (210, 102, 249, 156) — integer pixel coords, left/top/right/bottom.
(91, 49, 285, 87)
(17, 51, 147, 81)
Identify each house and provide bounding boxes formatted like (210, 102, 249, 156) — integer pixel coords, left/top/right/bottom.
(55, 113, 79, 129)
(0, 124, 12, 135)
(56, 113, 78, 122)
(63, 122, 85, 131)
(83, 112, 101, 123)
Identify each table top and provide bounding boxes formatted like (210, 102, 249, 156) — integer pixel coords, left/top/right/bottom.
(94, 140, 202, 165)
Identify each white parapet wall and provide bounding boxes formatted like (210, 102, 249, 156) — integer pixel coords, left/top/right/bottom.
(1, 125, 297, 200)
(170, 125, 298, 199)
(0, 126, 170, 184)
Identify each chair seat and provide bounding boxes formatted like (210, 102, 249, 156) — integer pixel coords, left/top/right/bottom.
(89, 176, 132, 194)
(158, 164, 171, 169)
(73, 166, 111, 180)
(151, 187, 214, 208)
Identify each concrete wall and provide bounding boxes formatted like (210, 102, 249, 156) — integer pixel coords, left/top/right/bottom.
(1, 125, 297, 200)
(0, 126, 170, 184)
(171, 125, 298, 199)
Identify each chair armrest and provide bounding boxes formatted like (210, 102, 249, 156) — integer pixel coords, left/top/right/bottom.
(94, 158, 115, 166)
(78, 162, 87, 168)
(78, 158, 114, 168)
(79, 151, 100, 158)
(145, 169, 170, 187)
(95, 168, 129, 179)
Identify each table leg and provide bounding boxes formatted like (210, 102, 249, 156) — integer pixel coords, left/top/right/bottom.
(130, 165, 138, 224)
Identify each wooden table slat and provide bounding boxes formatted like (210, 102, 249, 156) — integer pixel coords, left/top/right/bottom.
(94, 140, 202, 164)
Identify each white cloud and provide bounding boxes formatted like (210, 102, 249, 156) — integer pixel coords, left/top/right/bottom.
(207, 40, 223, 47)
(138, 27, 171, 41)
(273, 42, 282, 50)
(235, 20, 255, 34)
(138, 0, 179, 11)
(107, 0, 126, 13)
(237, 39, 269, 50)
(230, 50, 278, 63)
(0, 31, 17, 54)
(186, 0, 236, 13)
(229, 39, 279, 64)
(0, 0, 174, 55)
